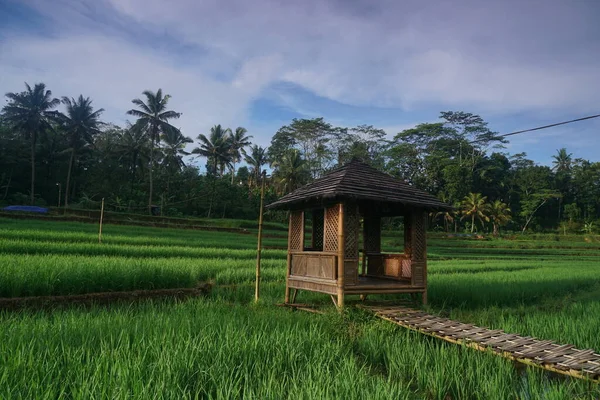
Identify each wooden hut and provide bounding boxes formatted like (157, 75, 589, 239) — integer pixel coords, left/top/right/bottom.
(266, 159, 451, 307)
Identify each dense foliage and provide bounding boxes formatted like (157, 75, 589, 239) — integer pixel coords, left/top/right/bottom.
(2, 82, 599, 233)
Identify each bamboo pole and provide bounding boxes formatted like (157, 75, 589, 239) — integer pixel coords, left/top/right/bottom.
(98, 198, 105, 244)
(285, 211, 292, 304)
(337, 202, 345, 309)
(422, 212, 428, 305)
(254, 172, 266, 302)
(361, 217, 367, 277)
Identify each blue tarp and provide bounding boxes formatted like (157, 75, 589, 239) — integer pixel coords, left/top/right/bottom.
(2, 205, 49, 213)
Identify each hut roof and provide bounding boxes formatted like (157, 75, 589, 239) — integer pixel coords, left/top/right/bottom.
(267, 159, 452, 211)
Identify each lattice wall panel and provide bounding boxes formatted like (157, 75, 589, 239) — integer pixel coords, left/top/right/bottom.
(324, 204, 340, 252)
(289, 211, 304, 251)
(363, 215, 381, 253)
(412, 212, 427, 262)
(404, 215, 413, 258)
(344, 204, 359, 259)
(311, 209, 324, 251)
(407, 210, 427, 286)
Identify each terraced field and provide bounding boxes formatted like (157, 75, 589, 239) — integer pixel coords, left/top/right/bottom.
(1, 217, 599, 399)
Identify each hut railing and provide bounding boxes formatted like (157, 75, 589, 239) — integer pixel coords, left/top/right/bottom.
(289, 252, 337, 281)
(365, 253, 412, 281)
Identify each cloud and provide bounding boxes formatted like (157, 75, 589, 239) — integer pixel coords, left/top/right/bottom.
(0, 33, 277, 148)
(101, 0, 600, 113)
(1, 0, 600, 155)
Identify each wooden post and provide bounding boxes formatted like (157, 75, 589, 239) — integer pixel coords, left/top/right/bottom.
(361, 216, 367, 277)
(98, 198, 105, 244)
(421, 212, 428, 305)
(337, 203, 345, 309)
(285, 211, 292, 304)
(254, 172, 266, 302)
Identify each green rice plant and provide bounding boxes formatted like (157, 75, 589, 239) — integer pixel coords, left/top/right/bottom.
(1, 301, 598, 399)
(0, 238, 286, 260)
(1, 217, 600, 398)
(0, 254, 287, 297)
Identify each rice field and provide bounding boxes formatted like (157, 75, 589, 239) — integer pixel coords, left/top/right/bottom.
(1, 217, 600, 399)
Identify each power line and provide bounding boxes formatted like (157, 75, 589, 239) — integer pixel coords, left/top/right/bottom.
(470, 113, 600, 144)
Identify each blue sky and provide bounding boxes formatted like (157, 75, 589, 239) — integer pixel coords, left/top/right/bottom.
(1, 0, 600, 167)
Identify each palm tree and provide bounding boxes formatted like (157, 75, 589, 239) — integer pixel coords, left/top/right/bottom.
(192, 125, 232, 217)
(452, 202, 462, 233)
(162, 129, 193, 203)
(461, 192, 489, 233)
(193, 125, 232, 177)
(162, 129, 192, 173)
(2, 83, 60, 204)
(56, 95, 104, 209)
(552, 148, 573, 173)
(126, 89, 181, 213)
(242, 145, 268, 187)
(228, 127, 252, 184)
(114, 123, 150, 195)
(273, 149, 310, 194)
(488, 200, 512, 236)
(552, 148, 573, 221)
(431, 193, 454, 232)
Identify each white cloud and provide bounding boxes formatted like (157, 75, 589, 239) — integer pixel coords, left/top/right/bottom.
(2, 0, 600, 152)
(0, 34, 277, 148)
(98, 0, 600, 113)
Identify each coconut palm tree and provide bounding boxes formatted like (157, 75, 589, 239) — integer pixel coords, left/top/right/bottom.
(126, 89, 181, 213)
(2, 83, 60, 204)
(431, 193, 455, 232)
(162, 129, 192, 173)
(552, 148, 573, 173)
(161, 129, 193, 203)
(193, 125, 232, 177)
(461, 192, 489, 233)
(488, 199, 512, 236)
(192, 125, 233, 217)
(242, 145, 268, 187)
(56, 95, 104, 209)
(228, 127, 252, 184)
(552, 148, 573, 221)
(114, 123, 150, 195)
(273, 149, 310, 194)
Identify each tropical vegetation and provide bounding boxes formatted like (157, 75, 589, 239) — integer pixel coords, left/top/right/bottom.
(2, 82, 600, 233)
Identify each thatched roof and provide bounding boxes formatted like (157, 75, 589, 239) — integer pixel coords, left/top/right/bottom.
(267, 159, 452, 211)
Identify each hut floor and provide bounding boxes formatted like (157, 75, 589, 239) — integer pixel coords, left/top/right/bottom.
(344, 276, 423, 294)
(287, 275, 423, 296)
(362, 304, 600, 383)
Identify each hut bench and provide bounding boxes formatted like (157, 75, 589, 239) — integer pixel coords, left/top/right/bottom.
(267, 159, 451, 307)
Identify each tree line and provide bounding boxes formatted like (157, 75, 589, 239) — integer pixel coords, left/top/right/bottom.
(1, 82, 599, 233)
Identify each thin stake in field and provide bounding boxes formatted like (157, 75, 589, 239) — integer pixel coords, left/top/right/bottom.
(255, 171, 266, 302)
(98, 198, 105, 244)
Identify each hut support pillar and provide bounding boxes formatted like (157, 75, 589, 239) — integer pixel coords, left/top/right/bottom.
(285, 210, 305, 304)
(285, 212, 292, 303)
(337, 203, 345, 309)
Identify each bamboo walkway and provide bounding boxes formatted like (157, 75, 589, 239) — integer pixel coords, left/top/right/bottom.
(363, 304, 600, 383)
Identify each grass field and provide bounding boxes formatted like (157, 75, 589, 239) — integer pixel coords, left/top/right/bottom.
(1, 217, 600, 399)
